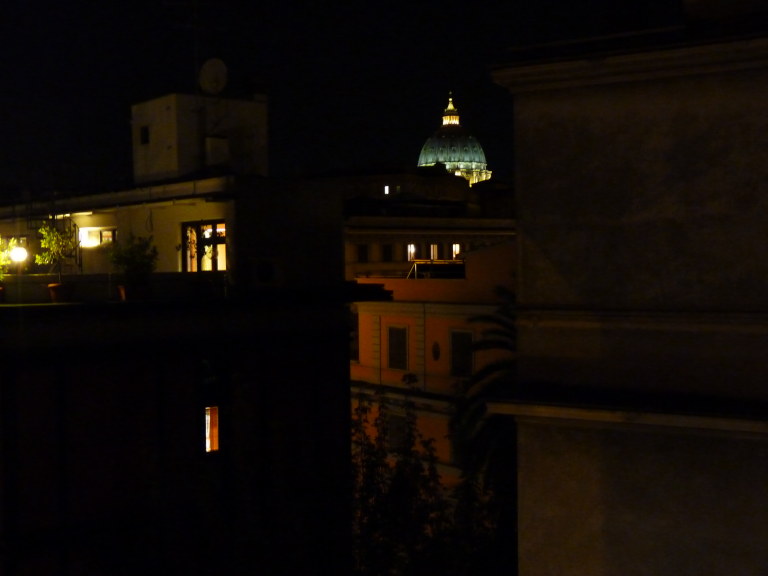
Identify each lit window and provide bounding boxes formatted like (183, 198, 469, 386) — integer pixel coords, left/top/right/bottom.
(407, 243, 417, 261)
(429, 243, 440, 260)
(183, 221, 227, 272)
(79, 227, 116, 248)
(205, 406, 219, 452)
(384, 185, 390, 195)
(452, 243, 462, 259)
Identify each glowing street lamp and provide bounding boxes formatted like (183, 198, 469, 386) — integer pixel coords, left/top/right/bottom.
(10, 245, 27, 264)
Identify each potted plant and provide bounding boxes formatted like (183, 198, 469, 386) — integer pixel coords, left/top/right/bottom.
(109, 233, 159, 300)
(35, 221, 79, 302)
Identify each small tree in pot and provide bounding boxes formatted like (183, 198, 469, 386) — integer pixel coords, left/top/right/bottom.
(109, 234, 158, 300)
(35, 221, 79, 301)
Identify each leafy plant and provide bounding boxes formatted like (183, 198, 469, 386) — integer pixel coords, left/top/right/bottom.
(35, 221, 79, 283)
(109, 234, 158, 286)
(0, 237, 14, 282)
(451, 285, 517, 484)
(449, 285, 518, 572)
(352, 388, 451, 575)
(352, 376, 500, 575)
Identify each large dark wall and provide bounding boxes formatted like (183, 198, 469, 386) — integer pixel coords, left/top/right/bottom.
(495, 35, 768, 576)
(515, 66, 768, 312)
(0, 301, 352, 576)
(517, 420, 768, 576)
(501, 42, 768, 399)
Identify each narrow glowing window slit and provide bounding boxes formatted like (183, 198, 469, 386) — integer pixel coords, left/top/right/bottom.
(205, 406, 220, 452)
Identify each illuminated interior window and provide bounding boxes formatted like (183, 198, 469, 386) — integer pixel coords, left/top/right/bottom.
(429, 243, 439, 260)
(205, 406, 219, 452)
(452, 243, 461, 259)
(384, 185, 390, 195)
(407, 243, 417, 261)
(183, 221, 227, 272)
(79, 227, 116, 248)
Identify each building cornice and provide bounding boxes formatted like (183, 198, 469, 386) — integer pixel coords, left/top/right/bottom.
(0, 176, 234, 219)
(493, 36, 768, 93)
(517, 308, 768, 334)
(345, 216, 515, 231)
(489, 401, 768, 438)
(355, 300, 496, 316)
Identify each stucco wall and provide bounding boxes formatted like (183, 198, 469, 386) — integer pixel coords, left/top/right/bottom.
(515, 68, 768, 312)
(72, 199, 233, 274)
(517, 420, 768, 576)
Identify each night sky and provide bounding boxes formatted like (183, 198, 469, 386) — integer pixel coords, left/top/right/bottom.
(0, 1, 681, 198)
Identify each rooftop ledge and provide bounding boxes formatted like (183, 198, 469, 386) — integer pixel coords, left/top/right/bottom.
(493, 35, 768, 93)
(489, 401, 768, 438)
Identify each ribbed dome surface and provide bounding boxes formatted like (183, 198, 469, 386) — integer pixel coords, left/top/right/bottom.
(418, 126, 488, 166)
(417, 95, 491, 186)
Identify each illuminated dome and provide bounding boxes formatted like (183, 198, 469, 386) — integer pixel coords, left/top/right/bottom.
(417, 95, 492, 186)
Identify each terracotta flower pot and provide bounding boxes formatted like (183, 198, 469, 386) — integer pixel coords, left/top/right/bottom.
(48, 283, 74, 303)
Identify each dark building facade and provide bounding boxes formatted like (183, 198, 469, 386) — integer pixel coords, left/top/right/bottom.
(1, 300, 351, 575)
(493, 7, 768, 575)
(0, 175, 378, 575)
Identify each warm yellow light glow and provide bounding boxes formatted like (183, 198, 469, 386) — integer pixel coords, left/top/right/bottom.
(10, 245, 27, 263)
(79, 228, 100, 248)
(407, 243, 417, 261)
(79, 227, 114, 248)
(443, 115, 460, 125)
(205, 406, 219, 452)
(442, 97, 460, 125)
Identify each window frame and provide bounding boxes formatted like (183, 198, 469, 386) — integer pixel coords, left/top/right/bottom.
(356, 243, 369, 263)
(387, 326, 408, 371)
(381, 243, 393, 263)
(349, 307, 360, 362)
(182, 220, 227, 272)
(205, 406, 220, 452)
(450, 330, 474, 377)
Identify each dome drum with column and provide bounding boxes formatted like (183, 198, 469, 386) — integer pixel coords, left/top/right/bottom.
(417, 95, 492, 186)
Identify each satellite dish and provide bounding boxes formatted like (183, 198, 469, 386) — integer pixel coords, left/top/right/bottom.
(199, 58, 228, 95)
